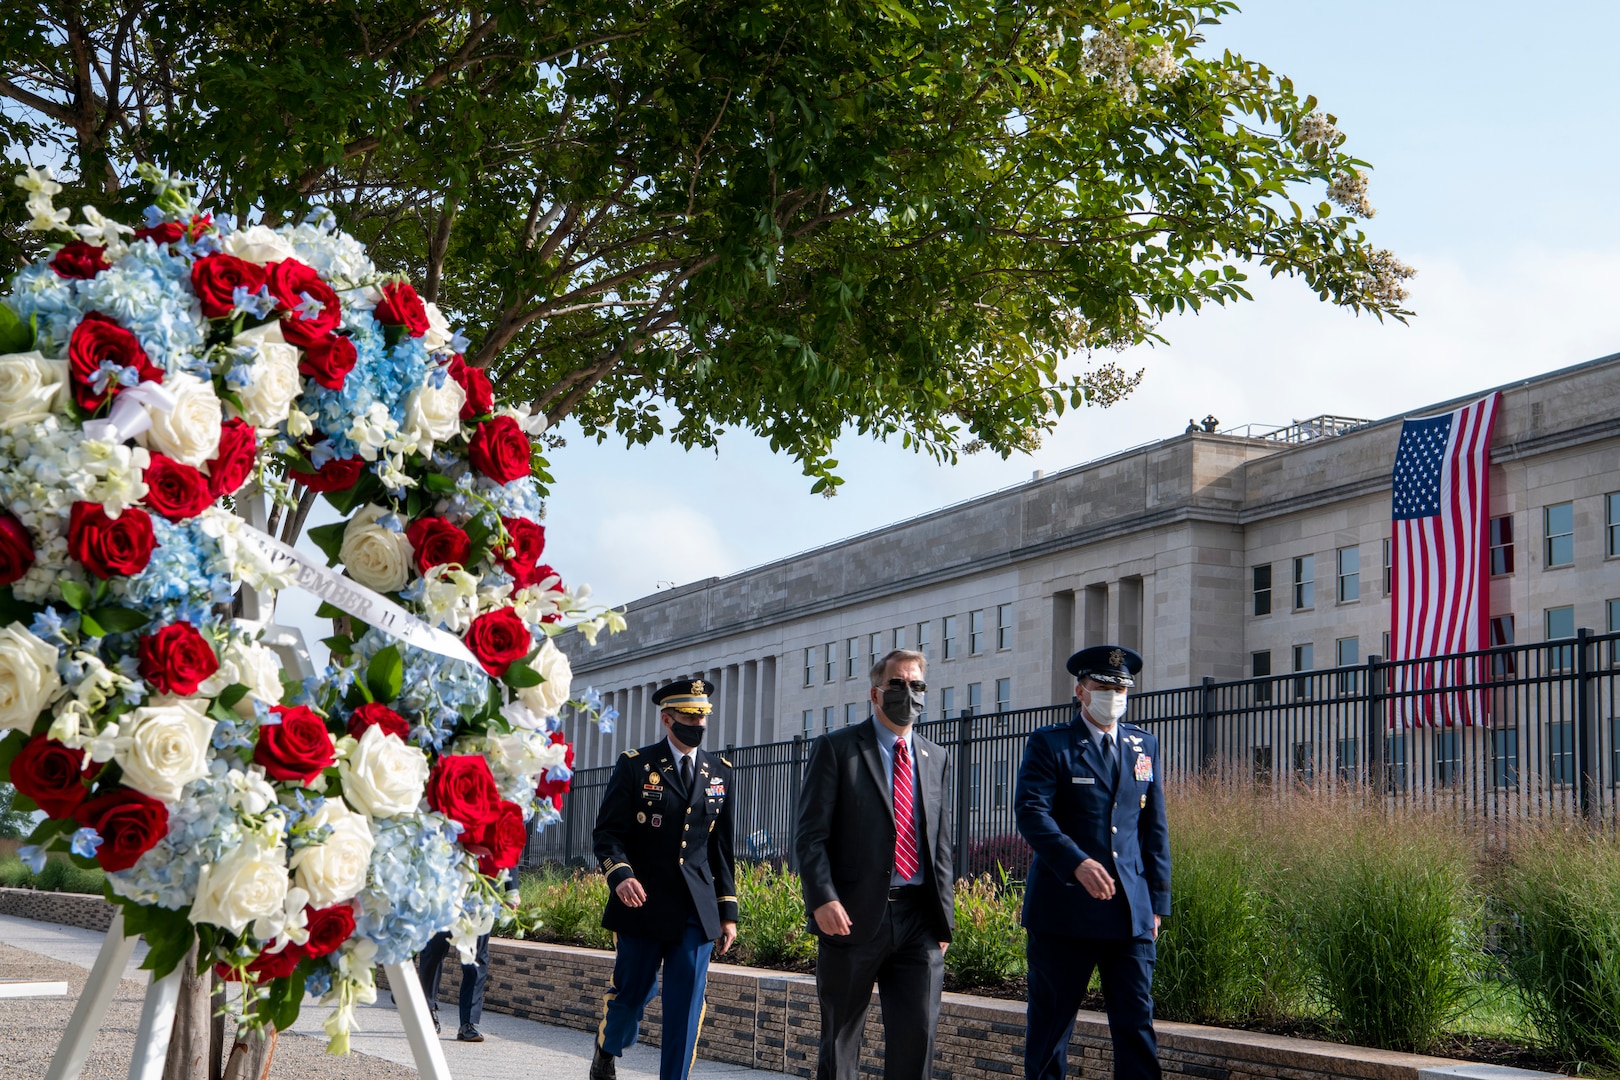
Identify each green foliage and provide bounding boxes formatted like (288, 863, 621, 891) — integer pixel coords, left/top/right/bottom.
(366, 644, 404, 703)
(0, 852, 106, 894)
(0, 782, 34, 839)
(946, 873, 1026, 987)
(733, 861, 815, 968)
(3, 1, 1410, 492)
(501, 867, 614, 950)
(1495, 833, 1620, 1071)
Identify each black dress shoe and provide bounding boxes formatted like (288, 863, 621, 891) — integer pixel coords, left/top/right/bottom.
(456, 1022, 483, 1042)
(590, 1045, 617, 1080)
(431, 1012, 441, 1034)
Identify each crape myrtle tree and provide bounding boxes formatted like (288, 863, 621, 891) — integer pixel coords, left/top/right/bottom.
(3, 0, 1412, 512)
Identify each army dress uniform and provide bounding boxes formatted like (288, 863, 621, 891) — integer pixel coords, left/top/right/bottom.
(1014, 646, 1171, 1080)
(593, 681, 738, 1080)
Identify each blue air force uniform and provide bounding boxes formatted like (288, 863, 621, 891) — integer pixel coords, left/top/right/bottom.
(1015, 646, 1171, 1080)
(593, 680, 738, 1080)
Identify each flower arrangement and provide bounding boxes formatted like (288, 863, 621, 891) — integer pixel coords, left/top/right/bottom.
(0, 165, 621, 1051)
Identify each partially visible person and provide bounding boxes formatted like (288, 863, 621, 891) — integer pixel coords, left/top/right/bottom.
(415, 928, 491, 1042)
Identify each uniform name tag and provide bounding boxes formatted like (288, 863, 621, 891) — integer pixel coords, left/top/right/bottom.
(1135, 754, 1153, 782)
(1072, 776, 1096, 785)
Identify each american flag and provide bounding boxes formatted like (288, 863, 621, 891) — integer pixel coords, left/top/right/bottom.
(1389, 392, 1500, 726)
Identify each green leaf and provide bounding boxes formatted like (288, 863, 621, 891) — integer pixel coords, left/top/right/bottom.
(216, 683, 250, 710)
(314, 601, 347, 620)
(307, 521, 348, 566)
(0, 586, 43, 627)
(82, 606, 151, 634)
(58, 580, 93, 612)
(78, 612, 107, 638)
(266, 960, 310, 1030)
(123, 902, 197, 980)
(422, 474, 457, 495)
(0, 303, 33, 353)
(322, 634, 354, 655)
(366, 643, 403, 703)
(501, 661, 542, 689)
(0, 728, 30, 782)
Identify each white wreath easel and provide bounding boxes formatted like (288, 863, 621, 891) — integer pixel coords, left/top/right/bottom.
(42, 486, 453, 1080)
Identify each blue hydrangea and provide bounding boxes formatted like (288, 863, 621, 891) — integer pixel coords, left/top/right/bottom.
(108, 765, 237, 911)
(120, 515, 234, 626)
(300, 313, 430, 455)
(353, 814, 470, 966)
(350, 628, 490, 753)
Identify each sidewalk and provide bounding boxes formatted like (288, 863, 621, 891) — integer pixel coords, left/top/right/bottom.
(0, 913, 782, 1080)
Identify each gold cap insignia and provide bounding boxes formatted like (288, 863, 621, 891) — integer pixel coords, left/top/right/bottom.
(690, 681, 705, 695)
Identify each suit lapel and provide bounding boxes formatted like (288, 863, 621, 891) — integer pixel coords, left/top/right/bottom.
(856, 719, 895, 826)
(687, 751, 708, 809)
(914, 736, 938, 850)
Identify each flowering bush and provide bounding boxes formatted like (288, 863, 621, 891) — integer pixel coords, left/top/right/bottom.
(0, 166, 621, 1051)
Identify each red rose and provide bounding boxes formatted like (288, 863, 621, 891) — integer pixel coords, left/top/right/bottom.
(9, 736, 88, 819)
(137, 622, 219, 696)
(302, 903, 357, 959)
(534, 733, 574, 810)
(50, 241, 111, 279)
(266, 259, 341, 346)
(425, 755, 502, 832)
(190, 253, 268, 319)
(405, 516, 471, 575)
(253, 705, 336, 785)
(465, 799, 527, 876)
(496, 516, 547, 587)
(448, 355, 493, 420)
(206, 418, 257, 498)
(345, 702, 411, 742)
(463, 607, 532, 677)
(68, 502, 156, 578)
(141, 453, 213, 520)
(133, 222, 185, 245)
(216, 947, 300, 983)
(298, 334, 358, 390)
(467, 416, 532, 485)
(374, 281, 429, 337)
(290, 452, 365, 493)
(76, 788, 168, 873)
(0, 509, 35, 586)
(67, 312, 163, 413)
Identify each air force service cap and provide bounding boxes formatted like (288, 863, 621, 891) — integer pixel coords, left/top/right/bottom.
(1065, 645, 1143, 688)
(652, 679, 715, 715)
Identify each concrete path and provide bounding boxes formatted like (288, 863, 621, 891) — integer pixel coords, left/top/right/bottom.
(0, 913, 780, 1080)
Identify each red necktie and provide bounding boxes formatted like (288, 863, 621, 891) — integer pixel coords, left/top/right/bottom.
(893, 738, 920, 880)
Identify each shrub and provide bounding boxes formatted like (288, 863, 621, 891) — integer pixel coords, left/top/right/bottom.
(1496, 832, 1620, 1070)
(0, 853, 105, 894)
(0, 854, 29, 888)
(966, 833, 1032, 879)
(734, 861, 815, 967)
(947, 873, 1026, 987)
(503, 867, 613, 950)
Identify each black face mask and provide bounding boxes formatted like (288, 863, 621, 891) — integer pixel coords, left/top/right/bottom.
(669, 719, 706, 748)
(880, 685, 926, 726)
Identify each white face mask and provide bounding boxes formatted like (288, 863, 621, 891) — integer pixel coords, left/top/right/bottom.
(1084, 688, 1128, 727)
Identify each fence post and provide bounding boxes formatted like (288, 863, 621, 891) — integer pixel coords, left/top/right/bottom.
(1366, 655, 1386, 791)
(563, 787, 576, 867)
(954, 709, 973, 876)
(1576, 627, 1596, 824)
(788, 735, 804, 871)
(1198, 676, 1217, 774)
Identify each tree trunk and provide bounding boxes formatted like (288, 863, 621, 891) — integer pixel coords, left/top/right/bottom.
(222, 1026, 278, 1080)
(161, 945, 215, 1080)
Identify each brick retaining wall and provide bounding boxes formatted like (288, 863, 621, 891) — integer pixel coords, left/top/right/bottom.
(3, 890, 1554, 1080)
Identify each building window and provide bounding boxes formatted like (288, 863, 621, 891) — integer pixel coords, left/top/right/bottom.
(1491, 728, 1519, 789)
(942, 616, 958, 660)
(967, 682, 983, 715)
(1490, 615, 1516, 677)
(1252, 650, 1272, 703)
(1385, 734, 1410, 793)
(997, 604, 1013, 650)
(1546, 606, 1576, 672)
(804, 647, 814, 687)
(822, 706, 835, 732)
(1434, 730, 1462, 787)
(1292, 742, 1316, 784)
(1549, 721, 1576, 786)
(892, 626, 907, 651)
(969, 610, 986, 655)
(802, 709, 814, 735)
(916, 621, 930, 658)
(1545, 502, 1574, 567)
(824, 641, 836, 683)
(1337, 546, 1360, 603)
(869, 632, 882, 672)
(1293, 643, 1314, 700)
(1252, 565, 1272, 616)
(995, 678, 1011, 712)
(1382, 538, 1392, 595)
(994, 757, 1010, 810)
(968, 762, 982, 811)
(1293, 555, 1315, 610)
(1490, 515, 1514, 575)
(844, 702, 860, 727)
(1335, 737, 1360, 782)
(846, 637, 859, 679)
(1608, 492, 1620, 557)
(940, 686, 956, 721)
(1335, 636, 1359, 694)
(1608, 599, 1620, 667)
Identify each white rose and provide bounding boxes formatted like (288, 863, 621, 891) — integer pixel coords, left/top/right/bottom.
(223, 224, 297, 266)
(340, 504, 414, 593)
(403, 376, 465, 451)
(516, 638, 572, 719)
(231, 322, 302, 430)
(338, 724, 429, 818)
(422, 302, 453, 352)
(0, 351, 67, 429)
(143, 373, 222, 467)
(190, 839, 291, 937)
(487, 730, 567, 782)
(198, 638, 285, 717)
(290, 798, 375, 908)
(0, 622, 63, 733)
(112, 699, 215, 803)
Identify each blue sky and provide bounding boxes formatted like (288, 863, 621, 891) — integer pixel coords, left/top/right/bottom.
(289, 1, 1620, 639)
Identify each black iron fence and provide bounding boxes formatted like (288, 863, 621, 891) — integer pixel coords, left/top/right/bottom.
(524, 629, 1620, 871)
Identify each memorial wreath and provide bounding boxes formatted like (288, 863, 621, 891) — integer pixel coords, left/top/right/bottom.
(0, 165, 621, 1051)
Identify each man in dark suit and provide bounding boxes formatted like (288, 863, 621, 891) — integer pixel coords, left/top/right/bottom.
(591, 679, 738, 1080)
(1015, 645, 1171, 1080)
(795, 648, 955, 1080)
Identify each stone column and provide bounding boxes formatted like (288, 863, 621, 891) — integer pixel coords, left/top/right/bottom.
(759, 656, 777, 743)
(1083, 582, 1109, 649)
(1050, 590, 1076, 703)
(742, 660, 760, 746)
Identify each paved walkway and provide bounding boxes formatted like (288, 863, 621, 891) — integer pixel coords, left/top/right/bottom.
(0, 914, 781, 1080)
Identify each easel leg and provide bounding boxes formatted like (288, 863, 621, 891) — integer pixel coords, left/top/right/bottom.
(127, 962, 184, 1080)
(384, 962, 453, 1080)
(45, 910, 140, 1080)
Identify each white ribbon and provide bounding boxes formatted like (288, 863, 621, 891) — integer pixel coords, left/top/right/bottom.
(81, 381, 177, 443)
(230, 523, 482, 668)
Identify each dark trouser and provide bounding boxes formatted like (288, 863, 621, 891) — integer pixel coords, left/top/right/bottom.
(599, 915, 714, 1080)
(814, 891, 945, 1080)
(416, 930, 490, 1027)
(1024, 931, 1159, 1080)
